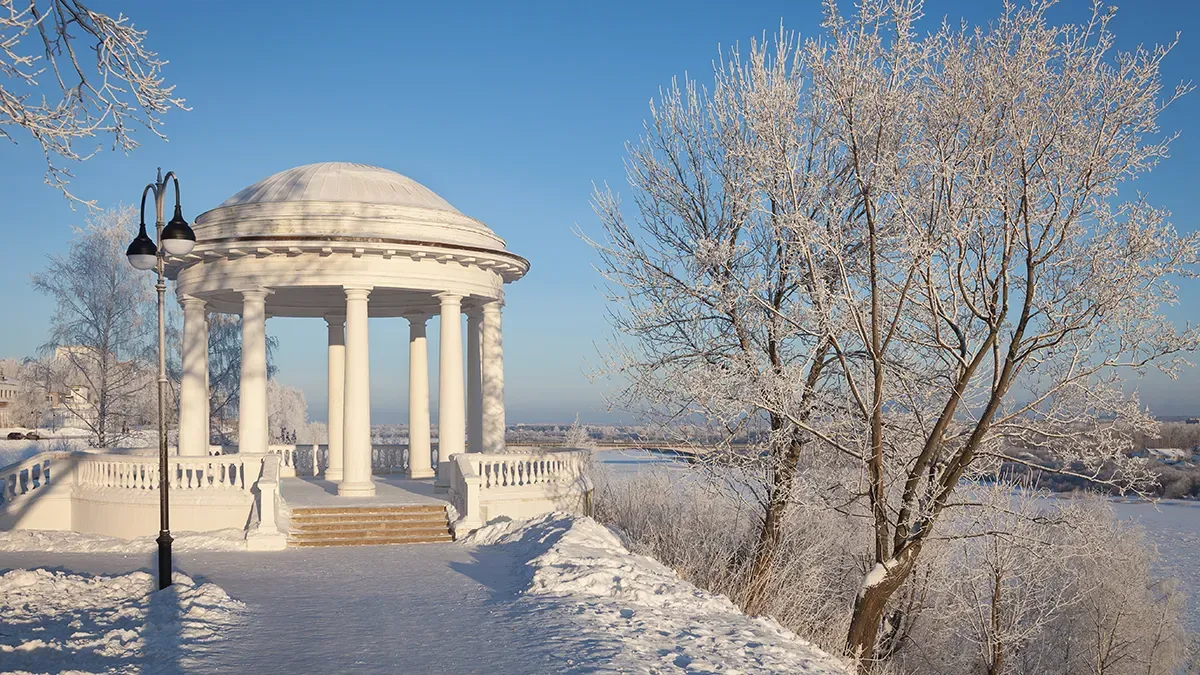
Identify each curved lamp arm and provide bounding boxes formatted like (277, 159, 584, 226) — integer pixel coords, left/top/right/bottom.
(161, 170, 182, 209)
(139, 183, 159, 233)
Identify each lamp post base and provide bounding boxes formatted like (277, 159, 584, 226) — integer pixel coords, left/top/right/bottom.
(156, 531, 173, 590)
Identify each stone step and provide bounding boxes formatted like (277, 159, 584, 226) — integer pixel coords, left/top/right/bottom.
(290, 524, 451, 539)
(285, 502, 452, 548)
(290, 513, 448, 527)
(291, 504, 445, 516)
(288, 533, 452, 547)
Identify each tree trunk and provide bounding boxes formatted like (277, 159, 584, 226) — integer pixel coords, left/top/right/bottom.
(846, 552, 916, 670)
(743, 437, 801, 615)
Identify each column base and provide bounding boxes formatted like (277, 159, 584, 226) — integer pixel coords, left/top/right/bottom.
(337, 480, 376, 497)
(408, 468, 435, 480)
(324, 467, 343, 482)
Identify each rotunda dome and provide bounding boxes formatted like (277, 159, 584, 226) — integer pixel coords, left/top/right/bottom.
(173, 161, 528, 319)
(218, 162, 461, 214)
(193, 161, 507, 250)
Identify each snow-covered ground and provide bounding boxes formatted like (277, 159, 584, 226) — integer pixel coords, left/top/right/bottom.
(0, 427, 92, 468)
(0, 568, 243, 674)
(468, 513, 849, 674)
(0, 428, 162, 469)
(0, 428, 173, 484)
(0, 529, 247, 553)
(1, 513, 849, 674)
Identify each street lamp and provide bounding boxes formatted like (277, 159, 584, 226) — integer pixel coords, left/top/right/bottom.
(125, 168, 196, 590)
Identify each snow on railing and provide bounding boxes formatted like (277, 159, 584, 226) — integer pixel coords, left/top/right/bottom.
(76, 454, 266, 492)
(448, 449, 593, 536)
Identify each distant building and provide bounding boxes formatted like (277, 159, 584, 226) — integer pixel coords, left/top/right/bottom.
(47, 384, 96, 430)
(0, 377, 16, 428)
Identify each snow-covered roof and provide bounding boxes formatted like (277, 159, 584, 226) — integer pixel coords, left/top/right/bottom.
(218, 162, 461, 214)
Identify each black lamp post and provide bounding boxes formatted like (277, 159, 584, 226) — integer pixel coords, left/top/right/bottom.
(126, 168, 196, 590)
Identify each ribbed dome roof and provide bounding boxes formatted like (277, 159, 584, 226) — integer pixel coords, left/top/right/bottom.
(219, 162, 460, 213)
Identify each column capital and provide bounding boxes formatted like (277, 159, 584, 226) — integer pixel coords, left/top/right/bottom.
(481, 299, 505, 314)
(234, 286, 273, 300)
(403, 311, 430, 324)
(179, 294, 207, 311)
(323, 313, 346, 327)
(434, 291, 462, 305)
(343, 285, 372, 300)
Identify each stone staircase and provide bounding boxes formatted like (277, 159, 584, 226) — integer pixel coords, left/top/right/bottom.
(287, 504, 453, 547)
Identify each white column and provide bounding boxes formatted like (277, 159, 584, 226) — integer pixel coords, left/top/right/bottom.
(324, 314, 346, 482)
(481, 300, 506, 453)
(406, 313, 434, 479)
(339, 286, 375, 497)
(437, 293, 465, 460)
(179, 296, 208, 456)
(238, 289, 270, 455)
(203, 313, 211, 453)
(466, 307, 483, 453)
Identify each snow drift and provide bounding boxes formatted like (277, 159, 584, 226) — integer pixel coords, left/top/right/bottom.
(467, 513, 850, 674)
(0, 568, 243, 674)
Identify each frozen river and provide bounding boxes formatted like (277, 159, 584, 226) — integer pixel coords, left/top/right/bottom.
(1108, 498, 1200, 632)
(596, 449, 1200, 633)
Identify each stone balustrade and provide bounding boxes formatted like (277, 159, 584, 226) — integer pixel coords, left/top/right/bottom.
(1, 451, 273, 538)
(76, 454, 264, 492)
(448, 448, 593, 536)
(371, 444, 409, 475)
(245, 454, 287, 551)
(1, 453, 67, 507)
(266, 444, 297, 477)
(299, 443, 419, 478)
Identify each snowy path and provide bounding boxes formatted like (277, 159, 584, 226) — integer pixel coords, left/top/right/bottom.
(0, 543, 605, 674)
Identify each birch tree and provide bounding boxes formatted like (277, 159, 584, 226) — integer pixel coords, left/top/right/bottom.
(1, 0, 185, 206)
(590, 1, 1198, 669)
(31, 205, 154, 446)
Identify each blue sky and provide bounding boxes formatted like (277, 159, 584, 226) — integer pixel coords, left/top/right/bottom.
(1, 0, 1197, 423)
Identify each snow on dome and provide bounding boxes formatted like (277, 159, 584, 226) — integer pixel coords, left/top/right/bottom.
(219, 162, 460, 213)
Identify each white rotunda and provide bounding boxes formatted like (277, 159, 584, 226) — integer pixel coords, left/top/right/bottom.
(168, 162, 529, 497)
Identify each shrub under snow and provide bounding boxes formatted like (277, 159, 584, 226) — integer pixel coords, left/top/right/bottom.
(592, 466, 1197, 674)
(467, 513, 851, 674)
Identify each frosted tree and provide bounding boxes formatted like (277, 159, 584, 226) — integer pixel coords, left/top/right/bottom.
(0, 357, 51, 428)
(590, 0, 1198, 669)
(1, 0, 186, 206)
(267, 378, 307, 444)
(31, 205, 154, 446)
(587, 29, 846, 616)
